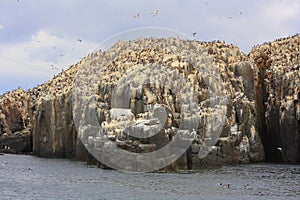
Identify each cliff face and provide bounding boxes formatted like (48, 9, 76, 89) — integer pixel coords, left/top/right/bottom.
(0, 35, 299, 170)
(32, 92, 75, 158)
(250, 36, 300, 163)
(0, 88, 30, 134)
(29, 63, 88, 160)
(0, 89, 32, 153)
(72, 38, 263, 171)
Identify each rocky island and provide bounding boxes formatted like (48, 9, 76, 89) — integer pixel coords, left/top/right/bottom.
(0, 35, 299, 171)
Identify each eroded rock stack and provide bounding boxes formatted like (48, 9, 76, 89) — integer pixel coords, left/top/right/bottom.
(250, 35, 300, 163)
(0, 88, 32, 153)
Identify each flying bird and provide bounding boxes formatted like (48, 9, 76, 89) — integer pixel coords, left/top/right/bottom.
(228, 16, 232, 19)
(51, 64, 58, 70)
(134, 13, 141, 18)
(192, 32, 197, 36)
(240, 12, 243, 15)
(151, 10, 159, 17)
(77, 39, 82, 42)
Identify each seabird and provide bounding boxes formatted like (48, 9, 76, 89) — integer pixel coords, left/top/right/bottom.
(277, 147, 282, 152)
(51, 65, 58, 70)
(228, 16, 232, 19)
(151, 10, 159, 17)
(1, 161, 7, 167)
(77, 39, 82, 42)
(192, 32, 197, 36)
(219, 183, 230, 188)
(134, 13, 141, 18)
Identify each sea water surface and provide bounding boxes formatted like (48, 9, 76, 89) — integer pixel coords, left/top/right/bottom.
(0, 154, 299, 200)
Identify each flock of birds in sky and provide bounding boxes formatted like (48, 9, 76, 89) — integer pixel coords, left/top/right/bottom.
(134, 10, 159, 18)
(0, 1, 245, 72)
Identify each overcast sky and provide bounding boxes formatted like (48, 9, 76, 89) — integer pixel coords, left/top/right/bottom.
(0, 0, 299, 94)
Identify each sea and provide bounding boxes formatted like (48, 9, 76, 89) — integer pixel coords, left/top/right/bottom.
(0, 154, 299, 200)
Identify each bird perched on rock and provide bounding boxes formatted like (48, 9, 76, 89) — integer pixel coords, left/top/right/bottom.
(277, 147, 282, 152)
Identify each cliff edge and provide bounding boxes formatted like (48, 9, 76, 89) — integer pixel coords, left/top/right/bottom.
(250, 35, 300, 163)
